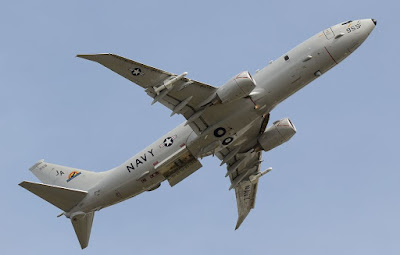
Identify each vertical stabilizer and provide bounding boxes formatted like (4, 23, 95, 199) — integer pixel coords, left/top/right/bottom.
(29, 159, 107, 191)
(71, 212, 95, 249)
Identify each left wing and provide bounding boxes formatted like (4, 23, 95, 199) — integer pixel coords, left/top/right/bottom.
(223, 150, 264, 229)
(77, 53, 217, 134)
(216, 114, 271, 229)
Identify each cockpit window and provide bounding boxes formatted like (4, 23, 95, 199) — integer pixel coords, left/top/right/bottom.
(342, 20, 352, 25)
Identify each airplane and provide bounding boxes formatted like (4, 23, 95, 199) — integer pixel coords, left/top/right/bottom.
(19, 18, 376, 249)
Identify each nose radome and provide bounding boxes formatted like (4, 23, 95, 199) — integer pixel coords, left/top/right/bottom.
(372, 19, 377, 26)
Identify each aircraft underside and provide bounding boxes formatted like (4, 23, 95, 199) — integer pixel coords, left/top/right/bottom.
(19, 18, 376, 249)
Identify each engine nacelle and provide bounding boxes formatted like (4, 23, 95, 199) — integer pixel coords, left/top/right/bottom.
(216, 71, 256, 104)
(258, 118, 297, 151)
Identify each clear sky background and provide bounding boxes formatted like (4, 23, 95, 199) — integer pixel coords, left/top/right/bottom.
(1, 0, 398, 254)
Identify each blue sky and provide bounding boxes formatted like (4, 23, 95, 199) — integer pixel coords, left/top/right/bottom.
(1, 0, 398, 254)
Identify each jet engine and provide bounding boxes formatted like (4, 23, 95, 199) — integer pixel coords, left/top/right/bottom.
(216, 71, 256, 104)
(258, 118, 296, 151)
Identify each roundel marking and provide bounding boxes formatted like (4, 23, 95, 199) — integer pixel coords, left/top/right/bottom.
(214, 127, 226, 138)
(131, 68, 142, 76)
(222, 137, 234, 145)
(163, 137, 174, 147)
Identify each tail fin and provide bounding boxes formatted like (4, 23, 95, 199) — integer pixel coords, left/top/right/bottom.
(19, 181, 87, 212)
(71, 211, 95, 249)
(29, 159, 107, 191)
(21, 160, 105, 249)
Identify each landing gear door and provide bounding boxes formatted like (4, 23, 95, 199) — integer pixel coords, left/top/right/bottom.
(323, 28, 335, 40)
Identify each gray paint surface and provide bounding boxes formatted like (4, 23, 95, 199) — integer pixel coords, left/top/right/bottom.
(20, 19, 376, 248)
(3, 2, 397, 254)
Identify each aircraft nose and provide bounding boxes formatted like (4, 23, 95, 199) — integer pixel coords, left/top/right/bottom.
(371, 19, 377, 26)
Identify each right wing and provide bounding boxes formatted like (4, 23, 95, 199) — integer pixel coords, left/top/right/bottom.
(77, 53, 217, 134)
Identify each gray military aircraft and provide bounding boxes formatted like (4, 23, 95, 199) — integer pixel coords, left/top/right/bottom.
(20, 19, 376, 249)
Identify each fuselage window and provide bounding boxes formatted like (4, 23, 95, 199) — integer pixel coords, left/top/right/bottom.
(284, 55, 289, 61)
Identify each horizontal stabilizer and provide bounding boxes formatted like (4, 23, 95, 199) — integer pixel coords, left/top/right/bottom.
(71, 212, 95, 249)
(19, 181, 87, 212)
